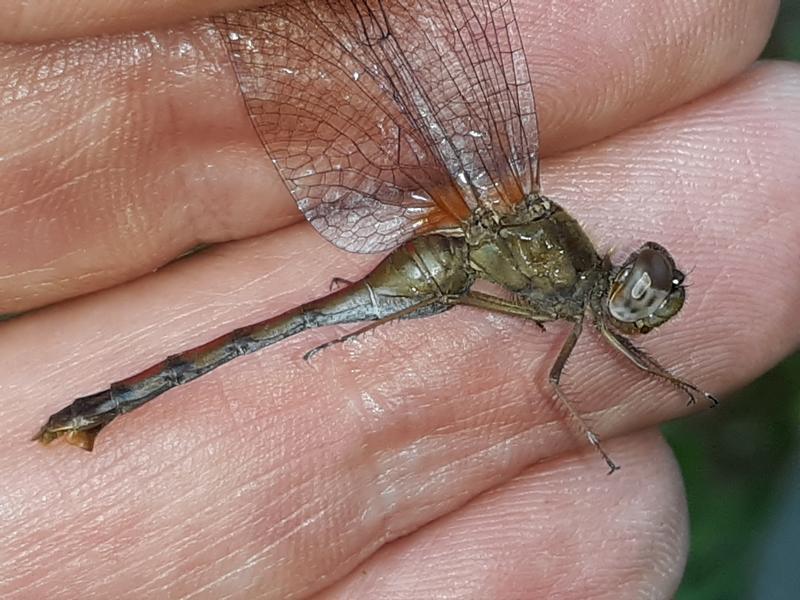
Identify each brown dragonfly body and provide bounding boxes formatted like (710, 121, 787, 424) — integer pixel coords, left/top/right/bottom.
(34, 0, 716, 471)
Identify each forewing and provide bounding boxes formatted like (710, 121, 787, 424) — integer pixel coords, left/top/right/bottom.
(213, 0, 539, 253)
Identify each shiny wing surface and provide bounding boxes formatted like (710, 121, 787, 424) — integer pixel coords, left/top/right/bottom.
(213, 0, 540, 252)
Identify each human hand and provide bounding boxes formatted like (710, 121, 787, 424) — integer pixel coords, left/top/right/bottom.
(1, 1, 797, 598)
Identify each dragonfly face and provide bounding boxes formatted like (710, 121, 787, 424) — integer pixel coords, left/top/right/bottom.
(604, 243, 687, 335)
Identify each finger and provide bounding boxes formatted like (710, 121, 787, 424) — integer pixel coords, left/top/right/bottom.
(522, 0, 777, 153)
(0, 0, 776, 312)
(2, 62, 798, 598)
(1, 0, 265, 43)
(0, 20, 292, 314)
(321, 431, 687, 599)
(1, 0, 778, 153)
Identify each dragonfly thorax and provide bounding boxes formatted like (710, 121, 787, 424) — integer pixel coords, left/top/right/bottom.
(465, 197, 602, 319)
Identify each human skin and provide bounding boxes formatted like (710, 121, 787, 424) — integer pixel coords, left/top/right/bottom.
(0, 0, 798, 598)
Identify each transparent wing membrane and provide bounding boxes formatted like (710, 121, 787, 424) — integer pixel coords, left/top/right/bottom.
(213, 0, 539, 252)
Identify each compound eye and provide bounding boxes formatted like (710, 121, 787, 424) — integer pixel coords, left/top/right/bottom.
(608, 247, 677, 323)
(634, 248, 673, 292)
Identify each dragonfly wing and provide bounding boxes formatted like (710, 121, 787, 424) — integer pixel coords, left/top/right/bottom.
(213, 0, 540, 252)
(362, 0, 542, 210)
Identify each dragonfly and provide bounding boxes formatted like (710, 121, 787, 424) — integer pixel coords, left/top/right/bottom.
(34, 0, 717, 472)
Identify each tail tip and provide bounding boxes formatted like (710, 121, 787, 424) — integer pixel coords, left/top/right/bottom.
(32, 424, 99, 451)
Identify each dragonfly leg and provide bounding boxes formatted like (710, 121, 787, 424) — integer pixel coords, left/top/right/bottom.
(457, 291, 552, 330)
(598, 319, 719, 408)
(550, 320, 620, 474)
(303, 295, 450, 361)
(454, 292, 616, 470)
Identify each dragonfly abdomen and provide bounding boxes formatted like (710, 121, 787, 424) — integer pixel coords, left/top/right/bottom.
(35, 234, 474, 450)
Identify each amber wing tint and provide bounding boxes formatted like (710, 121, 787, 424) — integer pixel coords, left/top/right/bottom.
(213, 0, 540, 252)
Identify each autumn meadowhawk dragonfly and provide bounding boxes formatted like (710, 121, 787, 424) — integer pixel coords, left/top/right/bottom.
(34, 0, 717, 472)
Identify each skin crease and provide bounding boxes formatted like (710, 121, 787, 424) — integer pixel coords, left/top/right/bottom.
(0, 0, 798, 599)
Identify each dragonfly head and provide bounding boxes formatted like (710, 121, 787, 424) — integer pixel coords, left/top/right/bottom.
(604, 242, 685, 335)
